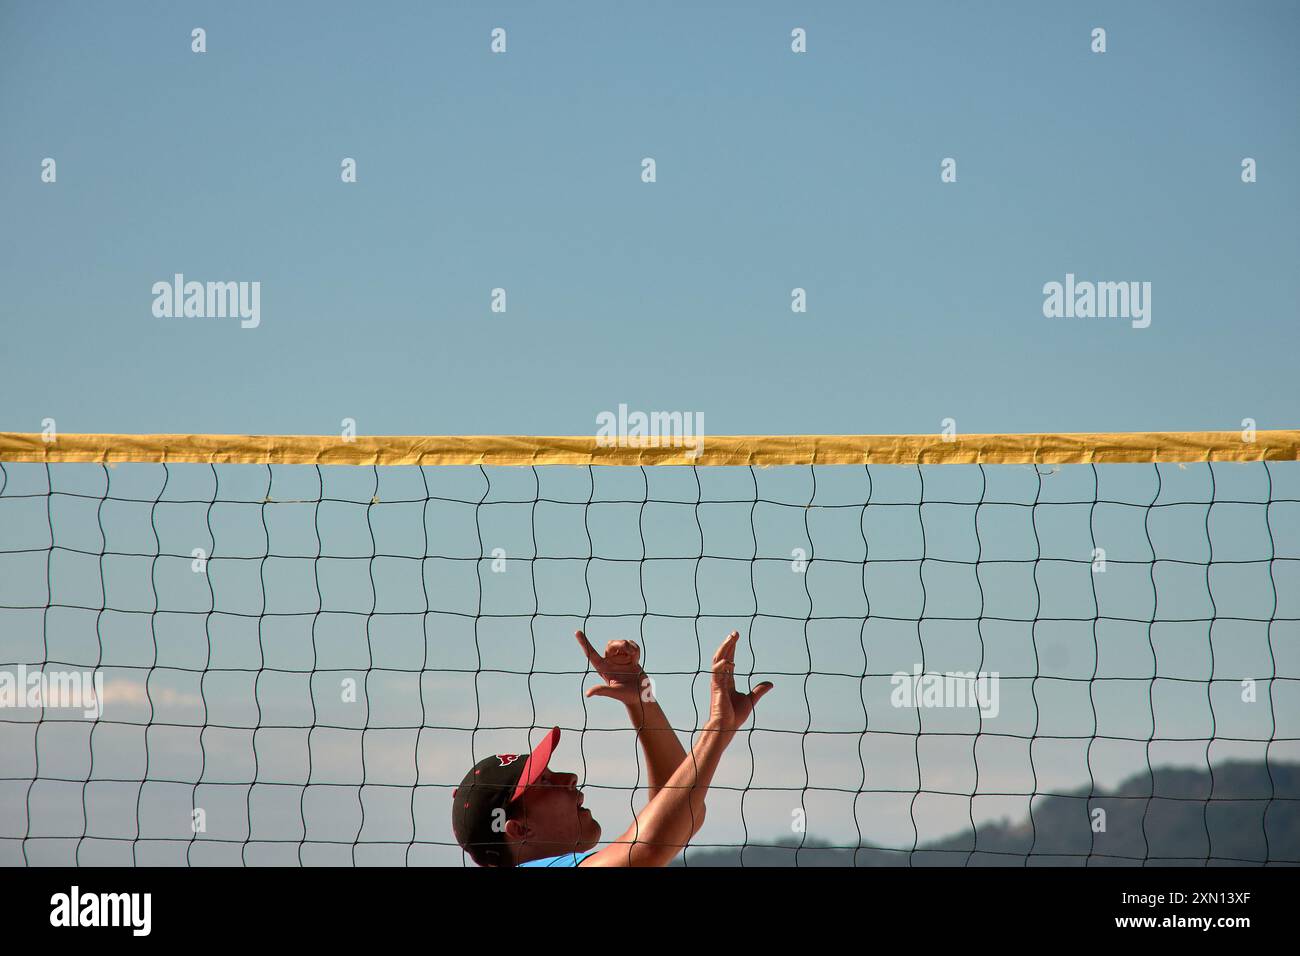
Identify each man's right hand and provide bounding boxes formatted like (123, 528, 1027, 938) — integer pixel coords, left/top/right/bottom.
(706, 630, 773, 739)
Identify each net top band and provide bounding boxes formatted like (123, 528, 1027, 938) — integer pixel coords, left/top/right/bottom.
(1, 430, 1297, 467)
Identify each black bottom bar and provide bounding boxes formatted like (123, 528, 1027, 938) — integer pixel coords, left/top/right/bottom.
(10, 865, 1290, 941)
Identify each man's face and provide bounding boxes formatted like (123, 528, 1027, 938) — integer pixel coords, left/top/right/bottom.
(506, 767, 600, 859)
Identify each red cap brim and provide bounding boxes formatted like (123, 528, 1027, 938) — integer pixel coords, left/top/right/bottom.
(510, 726, 560, 803)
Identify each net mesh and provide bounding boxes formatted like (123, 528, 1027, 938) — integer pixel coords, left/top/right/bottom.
(1, 455, 1297, 865)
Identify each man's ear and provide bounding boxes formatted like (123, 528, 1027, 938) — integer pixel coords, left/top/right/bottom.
(504, 816, 531, 842)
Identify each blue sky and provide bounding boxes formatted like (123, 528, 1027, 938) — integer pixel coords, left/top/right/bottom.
(1, 1, 1297, 437)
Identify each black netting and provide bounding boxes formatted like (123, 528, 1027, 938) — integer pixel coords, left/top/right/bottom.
(1, 458, 1297, 865)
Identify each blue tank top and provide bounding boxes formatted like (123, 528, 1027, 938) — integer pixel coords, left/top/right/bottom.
(518, 850, 597, 867)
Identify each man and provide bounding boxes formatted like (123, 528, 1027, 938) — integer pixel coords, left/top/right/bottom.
(451, 629, 773, 867)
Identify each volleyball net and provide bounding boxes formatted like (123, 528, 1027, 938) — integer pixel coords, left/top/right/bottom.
(1, 430, 1298, 866)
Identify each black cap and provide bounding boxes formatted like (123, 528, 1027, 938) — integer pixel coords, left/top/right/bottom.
(451, 727, 560, 867)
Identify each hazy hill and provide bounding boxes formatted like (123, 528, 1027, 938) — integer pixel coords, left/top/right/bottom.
(676, 761, 1300, 866)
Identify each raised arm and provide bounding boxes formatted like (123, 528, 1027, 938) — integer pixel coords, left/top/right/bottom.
(575, 631, 687, 801)
(581, 631, 773, 867)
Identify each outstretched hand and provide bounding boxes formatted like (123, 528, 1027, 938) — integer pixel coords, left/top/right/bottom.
(575, 630, 650, 705)
(709, 631, 774, 736)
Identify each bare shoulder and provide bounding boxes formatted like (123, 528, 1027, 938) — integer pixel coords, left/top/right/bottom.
(577, 844, 631, 867)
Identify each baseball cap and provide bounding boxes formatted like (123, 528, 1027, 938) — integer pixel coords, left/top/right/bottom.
(451, 726, 561, 866)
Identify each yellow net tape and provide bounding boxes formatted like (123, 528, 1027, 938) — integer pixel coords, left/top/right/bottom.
(1, 430, 1297, 467)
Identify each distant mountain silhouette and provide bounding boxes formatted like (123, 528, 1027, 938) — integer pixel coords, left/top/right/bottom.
(676, 761, 1300, 866)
